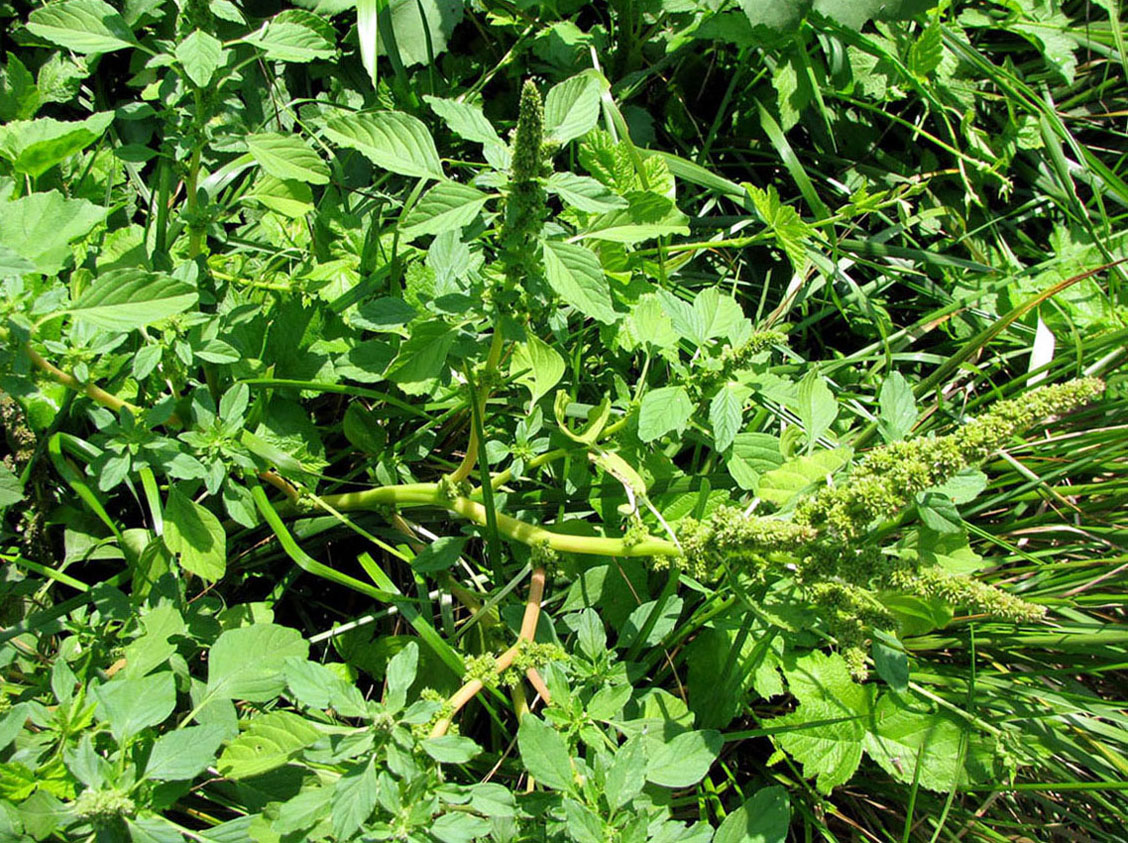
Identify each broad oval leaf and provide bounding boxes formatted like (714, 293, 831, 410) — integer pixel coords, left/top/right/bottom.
(323, 111, 443, 179)
(714, 786, 790, 843)
(145, 725, 228, 781)
(27, 0, 136, 54)
(517, 715, 572, 791)
(206, 623, 310, 703)
(92, 672, 176, 741)
(0, 190, 108, 275)
(175, 29, 224, 87)
(243, 9, 336, 62)
(0, 112, 114, 177)
(644, 729, 723, 788)
(248, 132, 330, 185)
(637, 386, 694, 443)
(545, 72, 603, 144)
(71, 269, 198, 332)
(399, 181, 491, 238)
(163, 488, 226, 580)
(542, 239, 618, 325)
(217, 711, 321, 779)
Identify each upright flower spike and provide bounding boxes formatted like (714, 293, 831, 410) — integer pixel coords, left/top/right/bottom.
(498, 80, 551, 312)
(511, 79, 544, 187)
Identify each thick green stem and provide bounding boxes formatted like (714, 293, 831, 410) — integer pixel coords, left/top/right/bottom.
(309, 483, 681, 559)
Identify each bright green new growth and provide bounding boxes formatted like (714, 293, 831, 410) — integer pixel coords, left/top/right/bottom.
(674, 378, 1104, 676)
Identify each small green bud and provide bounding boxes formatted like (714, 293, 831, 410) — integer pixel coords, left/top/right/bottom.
(72, 788, 136, 826)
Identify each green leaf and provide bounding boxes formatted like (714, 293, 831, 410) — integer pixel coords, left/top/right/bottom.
(727, 432, 784, 490)
(123, 604, 187, 680)
(915, 491, 962, 534)
(385, 320, 455, 395)
(544, 72, 603, 144)
(862, 694, 967, 791)
(92, 672, 176, 740)
(0, 190, 107, 275)
(710, 384, 749, 452)
(877, 371, 917, 442)
(323, 111, 443, 179)
(431, 812, 493, 843)
(765, 651, 874, 793)
(797, 370, 837, 451)
(353, 297, 417, 331)
(546, 171, 628, 213)
(881, 594, 953, 637)
(0, 244, 35, 277)
(145, 725, 227, 781)
(411, 536, 466, 574)
(758, 448, 850, 507)
(356, 0, 383, 88)
(163, 488, 226, 581)
(931, 469, 988, 505)
(629, 294, 678, 349)
(424, 95, 503, 148)
(70, 269, 198, 333)
(580, 192, 690, 244)
(605, 737, 646, 810)
(0, 111, 113, 177)
(0, 465, 23, 510)
(872, 633, 909, 692)
(0, 55, 38, 122)
(517, 715, 572, 791)
(175, 29, 224, 87)
(243, 9, 336, 62)
(713, 786, 790, 843)
(27, 0, 136, 54)
(638, 386, 694, 443)
(745, 183, 811, 270)
(217, 711, 321, 779)
(377, 0, 464, 67)
(384, 640, 417, 712)
(399, 181, 491, 238)
(246, 174, 314, 218)
(510, 334, 565, 408)
(422, 735, 482, 764)
(205, 623, 309, 703)
(247, 132, 330, 185)
(645, 730, 722, 788)
(542, 239, 617, 324)
(330, 758, 378, 839)
(816, 0, 941, 29)
(562, 798, 604, 843)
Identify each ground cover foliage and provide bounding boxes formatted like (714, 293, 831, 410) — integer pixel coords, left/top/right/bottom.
(0, 0, 1126, 839)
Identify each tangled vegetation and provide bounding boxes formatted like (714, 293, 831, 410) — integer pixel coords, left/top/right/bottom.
(1, 0, 1126, 841)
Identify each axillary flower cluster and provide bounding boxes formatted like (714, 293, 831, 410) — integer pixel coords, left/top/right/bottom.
(672, 378, 1104, 677)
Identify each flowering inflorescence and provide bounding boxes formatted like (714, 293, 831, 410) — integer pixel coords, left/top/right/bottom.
(72, 788, 136, 826)
(795, 378, 1103, 540)
(676, 506, 817, 581)
(501, 640, 566, 687)
(672, 379, 1100, 677)
(495, 80, 552, 316)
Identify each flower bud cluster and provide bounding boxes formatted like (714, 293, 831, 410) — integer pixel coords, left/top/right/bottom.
(501, 640, 566, 687)
(463, 653, 500, 686)
(676, 506, 817, 581)
(72, 788, 136, 826)
(886, 567, 1044, 623)
(795, 378, 1103, 539)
